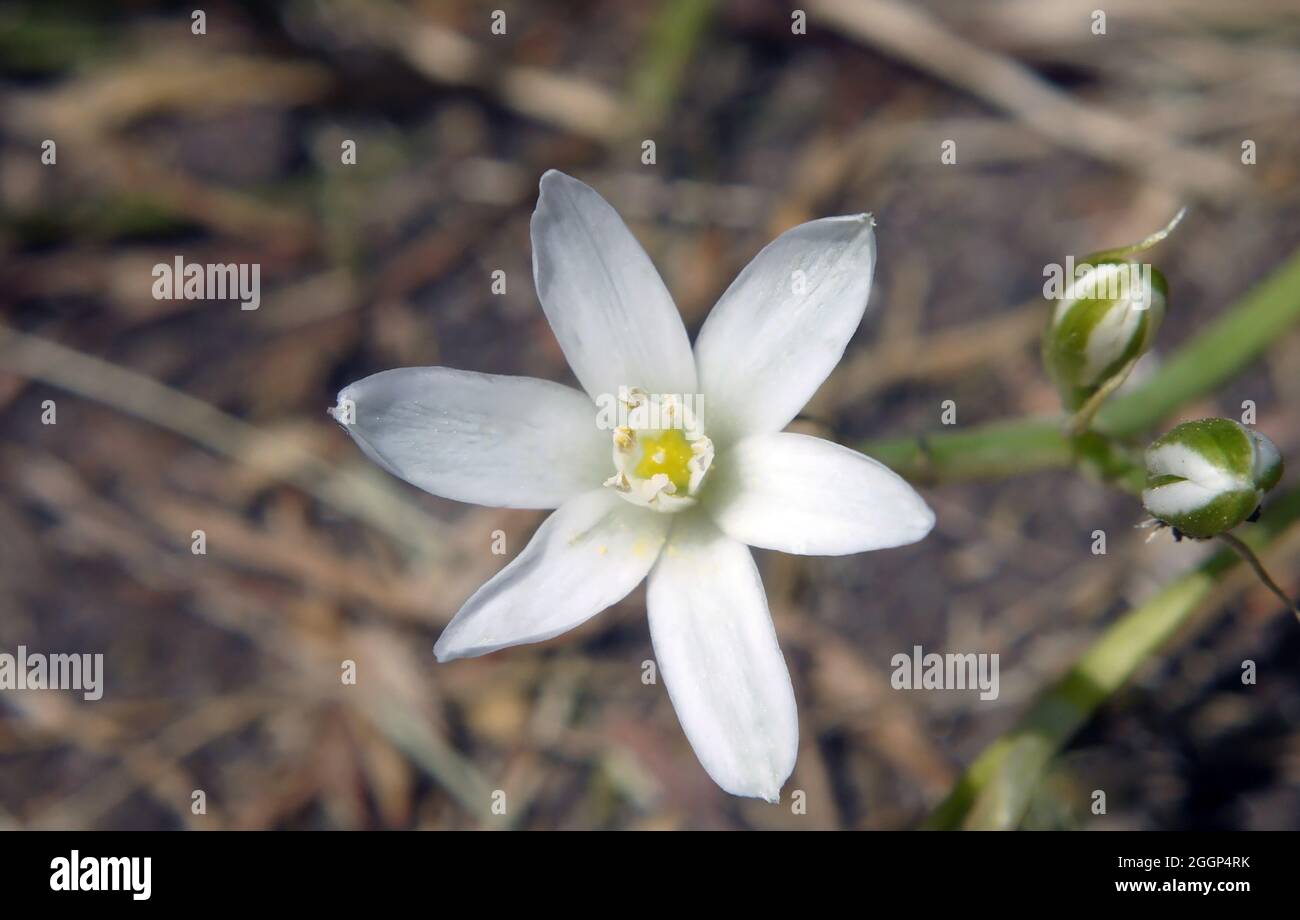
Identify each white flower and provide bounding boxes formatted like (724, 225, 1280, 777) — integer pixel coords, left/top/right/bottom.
(331, 170, 935, 801)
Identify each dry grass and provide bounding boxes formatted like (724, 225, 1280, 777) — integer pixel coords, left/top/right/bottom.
(1, 0, 1298, 829)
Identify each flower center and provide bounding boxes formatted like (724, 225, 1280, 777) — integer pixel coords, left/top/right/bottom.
(634, 428, 695, 493)
(602, 388, 712, 513)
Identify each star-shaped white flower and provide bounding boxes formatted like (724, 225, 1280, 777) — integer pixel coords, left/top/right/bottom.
(331, 170, 935, 801)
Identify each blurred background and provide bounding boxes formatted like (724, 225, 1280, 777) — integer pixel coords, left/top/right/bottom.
(2, 0, 1299, 830)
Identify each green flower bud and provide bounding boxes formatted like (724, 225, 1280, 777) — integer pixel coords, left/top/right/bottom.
(1042, 210, 1185, 415)
(1042, 258, 1168, 411)
(1142, 418, 1283, 538)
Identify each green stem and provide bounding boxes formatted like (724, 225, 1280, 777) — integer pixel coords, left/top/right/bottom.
(864, 247, 1300, 481)
(1216, 531, 1300, 621)
(1065, 355, 1139, 438)
(925, 485, 1300, 830)
(863, 416, 1071, 482)
(624, 0, 718, 135)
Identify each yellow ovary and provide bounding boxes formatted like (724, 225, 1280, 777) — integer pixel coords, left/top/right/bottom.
(634, 429, 694, 493)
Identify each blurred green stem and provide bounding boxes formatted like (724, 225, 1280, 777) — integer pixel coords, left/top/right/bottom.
(624, 0, 718, 134)
(864, 247, 1300, 482)
(926, 485, 1300, 830)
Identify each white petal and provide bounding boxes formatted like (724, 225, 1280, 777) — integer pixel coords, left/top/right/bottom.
(1146, 442, 1242, 493)
(435, 489, 668, 661)
(531, 170, 697, 401)
(1078, 265, 1146, 383)
(335, 367, 606, 509)
(1141, 479, 1221, 520)
(647, 513, 797, 802)
(693, 214, 876, 445)
(705, 432, 934, 555)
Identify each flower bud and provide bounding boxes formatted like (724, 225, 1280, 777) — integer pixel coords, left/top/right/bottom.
(1142, 418, 1283, 538)
(1042, 258, 1168, 410)
(1042, 210, 1185, 414)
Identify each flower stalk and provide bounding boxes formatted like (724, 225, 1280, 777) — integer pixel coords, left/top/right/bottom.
(1215, 531, 1300, 622)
